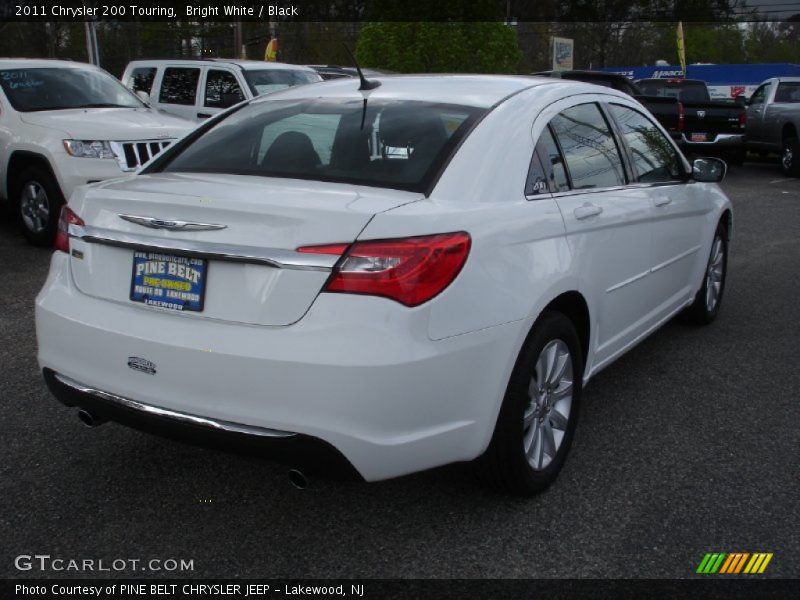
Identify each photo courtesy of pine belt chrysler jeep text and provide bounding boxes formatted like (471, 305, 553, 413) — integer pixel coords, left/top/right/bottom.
(35, 75, 733, 494)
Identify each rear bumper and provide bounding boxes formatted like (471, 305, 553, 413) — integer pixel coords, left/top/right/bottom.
(36, 252, 526, 481)
(676, 133, 744, 152)
(43, 368, 363, 480)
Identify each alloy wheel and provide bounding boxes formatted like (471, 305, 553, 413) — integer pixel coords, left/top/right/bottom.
(20, 181, 50, 234)
(783, 144, 793, 172)
(705, 237, 724, 312)
(523, 339, 573, 470)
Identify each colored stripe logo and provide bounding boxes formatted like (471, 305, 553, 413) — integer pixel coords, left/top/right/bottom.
(697, 552, 773, 574)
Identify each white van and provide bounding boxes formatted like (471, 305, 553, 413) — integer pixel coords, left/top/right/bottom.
(121, 59, 322, 121)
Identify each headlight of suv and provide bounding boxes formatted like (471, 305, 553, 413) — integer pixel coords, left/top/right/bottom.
(62, 140, 115, 159)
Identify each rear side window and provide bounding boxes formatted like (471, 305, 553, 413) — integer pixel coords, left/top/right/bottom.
(775, 82, 800, 103)
(159, 68, 200, 105)
(129, 67, 156, 94)
(550, 103, 626, 189)
(526, 126, 569, 195)
(158, 98, 485, 193)
(204, 70, 244, 108)
(609, 104, 683, 183)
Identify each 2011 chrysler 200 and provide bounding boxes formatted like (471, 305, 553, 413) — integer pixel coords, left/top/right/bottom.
(36, 76, 732, 494)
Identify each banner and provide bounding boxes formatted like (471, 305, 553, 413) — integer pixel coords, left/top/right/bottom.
(552, 37, 574, 71)
(265, 38, 279, 61)
(677, 21, 686, 76)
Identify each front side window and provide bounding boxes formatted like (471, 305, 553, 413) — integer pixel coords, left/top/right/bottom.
(159, 68, 200, 105)
(775, 82, 800, 103)
(0, 67, 143, 112)
(609, 104, 683, 183)
(130, 67, 156, 94)
(204, 70, 244, 108)
(550, 103, 626, 189)
(158, 98, 485, 193)
(242, 69, 322, 96)
(749, 84, 768, 105)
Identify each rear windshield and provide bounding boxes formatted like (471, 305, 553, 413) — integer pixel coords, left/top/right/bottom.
(638, 80, 710, 102)
(0, 67, 143, 112)
(157, 98, 485, 193)
(242, 69, 322, 96)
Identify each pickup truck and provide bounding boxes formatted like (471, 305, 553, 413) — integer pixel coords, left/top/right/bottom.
(532, 70, 683, 138)
(0, 59, 193, 244)
(745, 77, 800, 177)
(636, 78, 747, 164)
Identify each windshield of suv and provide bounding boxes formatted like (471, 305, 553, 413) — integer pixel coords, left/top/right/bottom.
(157, 98, 485, 193)
(0, 67, 144, 112)
(242, 69, 322, 96)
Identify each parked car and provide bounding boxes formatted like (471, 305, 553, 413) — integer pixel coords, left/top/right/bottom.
(636, 78, 747, 164)
(0, 59, 193, 244)
(534, 70, 683, 138)
(307, 65, 395, 81)
(121, 59, 322, 121)
(36, 76, 732, 494)
(745, 77, 800, 177)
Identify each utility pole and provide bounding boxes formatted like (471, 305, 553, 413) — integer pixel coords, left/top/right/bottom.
(84, 21, 100, 65)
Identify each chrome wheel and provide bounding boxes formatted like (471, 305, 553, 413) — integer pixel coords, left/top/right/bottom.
(705, 237, 724, 312)
(523, 339, 573, 470)
(20, 181, 50, 234)
(783, 145, 793, 171)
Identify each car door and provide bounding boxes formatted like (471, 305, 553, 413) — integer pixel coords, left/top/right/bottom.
(200, 68, 246, 120)
(607, 102, 707, 322)
(540, 100, 655, 370)
(155, 66, 201, 120)
(746, 81, 771, 147)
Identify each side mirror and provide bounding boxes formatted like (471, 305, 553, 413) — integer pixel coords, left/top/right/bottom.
(135, 90, 151, 106)
(692, 157, 727, 183)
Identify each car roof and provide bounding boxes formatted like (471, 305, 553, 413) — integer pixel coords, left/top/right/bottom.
(125, 59, 315, 72)
(0, 58, 98, 70)
(252, 74, 585, 109)
(774, 77, 800, 83)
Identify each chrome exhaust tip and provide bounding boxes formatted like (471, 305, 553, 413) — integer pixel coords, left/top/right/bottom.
(288, 469, 308, 490)
(77, 409, 107, 428)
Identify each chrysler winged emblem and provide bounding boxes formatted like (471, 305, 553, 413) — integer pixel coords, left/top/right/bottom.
(119, 214, 227, 231)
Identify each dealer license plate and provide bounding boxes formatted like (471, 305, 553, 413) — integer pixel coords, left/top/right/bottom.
(130, 251, 207, 312)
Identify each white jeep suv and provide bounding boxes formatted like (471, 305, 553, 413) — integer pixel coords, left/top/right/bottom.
(0, 59, 193, 244)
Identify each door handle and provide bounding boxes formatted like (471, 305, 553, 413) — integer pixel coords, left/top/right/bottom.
(573, 204, 603, 220)
(197, 112, 212, 119)
(654, 197, 673, 207)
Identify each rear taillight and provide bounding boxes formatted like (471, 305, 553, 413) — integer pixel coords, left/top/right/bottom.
(298, 232, 471, 307)
(54, 206, 84, 253)
(677, 101, 685, 133)
(739, 110, 747, 129)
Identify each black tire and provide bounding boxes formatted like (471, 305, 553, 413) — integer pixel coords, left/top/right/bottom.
(781, 137, 800, 177)
(476, 310, 583, 495)
(14, 165, 64, 245)
(683, 223, 728, 325)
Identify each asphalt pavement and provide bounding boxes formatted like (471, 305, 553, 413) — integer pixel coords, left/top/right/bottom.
(0, 160, 798, 579)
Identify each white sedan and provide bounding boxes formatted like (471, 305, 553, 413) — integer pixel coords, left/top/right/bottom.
(36, 75, 732, 494)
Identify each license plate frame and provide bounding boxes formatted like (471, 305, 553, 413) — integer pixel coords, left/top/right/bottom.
(130, 251, 208, 312)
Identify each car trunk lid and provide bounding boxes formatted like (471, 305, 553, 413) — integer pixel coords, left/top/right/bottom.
(68, 173, 420, 326)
